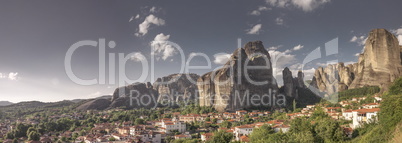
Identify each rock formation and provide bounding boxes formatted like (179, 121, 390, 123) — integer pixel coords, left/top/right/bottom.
(282, 68, 306, 98)
(198, 41, 279, 112)
(153, 73, 200, 102)
(110, 82, 158, 108)
(310, 29, 402, 93)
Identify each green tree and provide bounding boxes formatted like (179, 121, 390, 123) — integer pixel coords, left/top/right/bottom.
(26, 127, 37, 138)
(109, 137, 116, 141)
(249, 124, 275, 142)
(135, 118, 145, 125)
(207, 130, 233, 143)
(28, 131, 40, 141)
(219, 121, 232, 128)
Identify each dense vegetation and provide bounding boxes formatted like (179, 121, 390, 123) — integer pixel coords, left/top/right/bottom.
(248, 109, 346, 143)
(338, 86, 380, 101)
(350, 78, 402, 142)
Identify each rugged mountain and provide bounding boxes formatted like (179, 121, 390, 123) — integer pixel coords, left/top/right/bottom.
(110, 82, 158, 109)
(311, 29, 402, 93)
(282, 68, 306, 98)
(0, 101, 13, 106)
(153, 73, 200, 102)
(198, 41, 279, 112)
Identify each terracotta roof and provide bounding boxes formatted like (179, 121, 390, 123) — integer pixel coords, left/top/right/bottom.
(240, 135, 250, 142)
(236, 125, 254, 129)
(353, 108, 380, 113)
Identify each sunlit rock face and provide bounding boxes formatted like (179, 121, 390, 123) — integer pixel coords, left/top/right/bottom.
(310, 29, 402, 93)
(153, 73, 200, 102)
(198, 41, 279, 112)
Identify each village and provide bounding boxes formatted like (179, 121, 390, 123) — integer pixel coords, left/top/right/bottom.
(0, 92, 383, 143)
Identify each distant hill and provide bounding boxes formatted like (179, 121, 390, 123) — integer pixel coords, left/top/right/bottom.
(0, 100, 75, 111)
(70, 95, 112, 103)
(0, 101, 13, 106)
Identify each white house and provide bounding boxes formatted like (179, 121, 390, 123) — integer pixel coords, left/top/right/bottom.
(342, 110, 353, 120)
(160, 118, 186, 133)
(234, 125, 254, 141)
(273, 124, 290, 133)
(136, 131, 161, 143)
(352, 108, 380, 129)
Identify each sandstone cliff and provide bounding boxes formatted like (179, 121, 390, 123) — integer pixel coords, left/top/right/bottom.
(282, 68, 306, 98)
(198, 41, 279, 112)
(153, 73, 200, 102)
(311, 29, 402, 93)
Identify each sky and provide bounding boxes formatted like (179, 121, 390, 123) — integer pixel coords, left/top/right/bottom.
(1, 0, 402, 103)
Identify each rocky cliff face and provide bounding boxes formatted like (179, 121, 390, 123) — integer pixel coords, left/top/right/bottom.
(198, 41, 278, 112)
(282, 68, 306, 98)
(153, 73, 200, 102)
(110, 82, 158, 108)
(311, 29, 402, 93)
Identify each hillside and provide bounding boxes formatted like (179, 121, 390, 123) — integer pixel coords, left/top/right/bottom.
(0, 101, 13, 106)
(350, 77, 402, 142)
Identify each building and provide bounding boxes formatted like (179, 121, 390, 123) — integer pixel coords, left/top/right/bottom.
(135, 131, 161, 143)
(179, 114, 200, 123)
(236, 110, 248, 116)
(174, 132, 192, 140)
(272, 124, 290, 133)
(234, 125, 254, 141)
(201, 133, 213, 142)
(160, 118, 186, 133)
(352, 108, 380, 128)
(362, 103, 380, 109)
(342, 110, 353, 120)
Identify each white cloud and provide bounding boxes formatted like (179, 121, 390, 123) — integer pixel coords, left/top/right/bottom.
(354, 53, 360, 57)
(8, 72, 19, 81)
(130, 52, 147, 62)
(135, 14, 165, 36)
(392, 27, 402, 45)
(0, 72, 20, 81)
(149, 6, 161, 13)
(293, 44, 303, 50)
(213, 53, 231, 65)
(247, 24, 262, 35)
(269, 49, 297, 76)
(250, 10, 262, 16)
(151, 33, 177, 60)
(275, 17, 284, 25)
(265, 0, 330, 12)
(0, 73, 5, 78)
(129, 14, 140, 22)
(268, 45, 282, 50)
(350, 35, 367, 46)
(250, 6, 270, 16)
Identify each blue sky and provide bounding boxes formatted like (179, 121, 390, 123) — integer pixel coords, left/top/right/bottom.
(1, 0, 402, 102)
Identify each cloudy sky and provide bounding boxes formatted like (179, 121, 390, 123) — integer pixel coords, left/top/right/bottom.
(1, 0, 402, 102)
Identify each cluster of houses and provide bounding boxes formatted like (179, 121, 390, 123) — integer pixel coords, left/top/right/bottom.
(0, 94, 384, 143)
